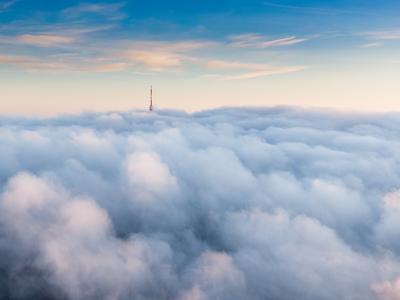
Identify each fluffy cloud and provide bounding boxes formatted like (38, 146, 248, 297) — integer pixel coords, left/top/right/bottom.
(1, 107, 400, 299)
(373, 278, 400, 300)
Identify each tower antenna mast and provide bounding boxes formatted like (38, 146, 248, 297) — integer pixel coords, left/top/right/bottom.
(149, 85, 153, 111)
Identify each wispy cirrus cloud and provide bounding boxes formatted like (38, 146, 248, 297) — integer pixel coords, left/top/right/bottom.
(61, 2, 126, 20)
(357, 29, 400, 48)
(229, 33, 308, 48)
(263, 1, 355, 15)
(0, 40, 216, 73)
(15, 34, 75, 47)
(0, 54, 67, 70)
(0, 1, 310, 79)
(0, 38, 307, 80)
(0, 23, 114, 51)
(204, 59, 308, 80)
(362, 29, 400, 40)
(0, 8, 307, 79)
(359, 42, 382, 48)
(0, 0, 18, 13)
(222, 66, 306, 80)
(119, 40, 216, 71)
(0, 53, 132, 72)
(0, 2, 122, 48)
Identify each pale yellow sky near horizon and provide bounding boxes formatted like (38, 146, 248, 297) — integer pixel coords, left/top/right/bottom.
(1, 59, 399, 116)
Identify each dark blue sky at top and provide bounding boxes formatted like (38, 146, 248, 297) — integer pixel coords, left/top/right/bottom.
(2, 0, 400, 40)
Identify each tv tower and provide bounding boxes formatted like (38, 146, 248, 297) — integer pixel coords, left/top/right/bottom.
(149, 85, 153, 111)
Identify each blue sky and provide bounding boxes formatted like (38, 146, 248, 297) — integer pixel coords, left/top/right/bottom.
(1, 0, 400, 114)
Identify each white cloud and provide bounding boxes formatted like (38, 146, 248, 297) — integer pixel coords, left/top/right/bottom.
(373, 278, 400, 300)
(360, 42, 382, 48)
(229, 33, 308, 48)
(0, 39, 216, 72)
(3, 107, 400, 299)
(221, 66, 307, 80)
(361, 30, 400, 41)
(263, 1, 353, 15)
(0, 27, 306, 77)
(204, 59, 307, 80)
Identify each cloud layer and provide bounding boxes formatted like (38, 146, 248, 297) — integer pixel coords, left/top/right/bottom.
(1, 107, 400, 299)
